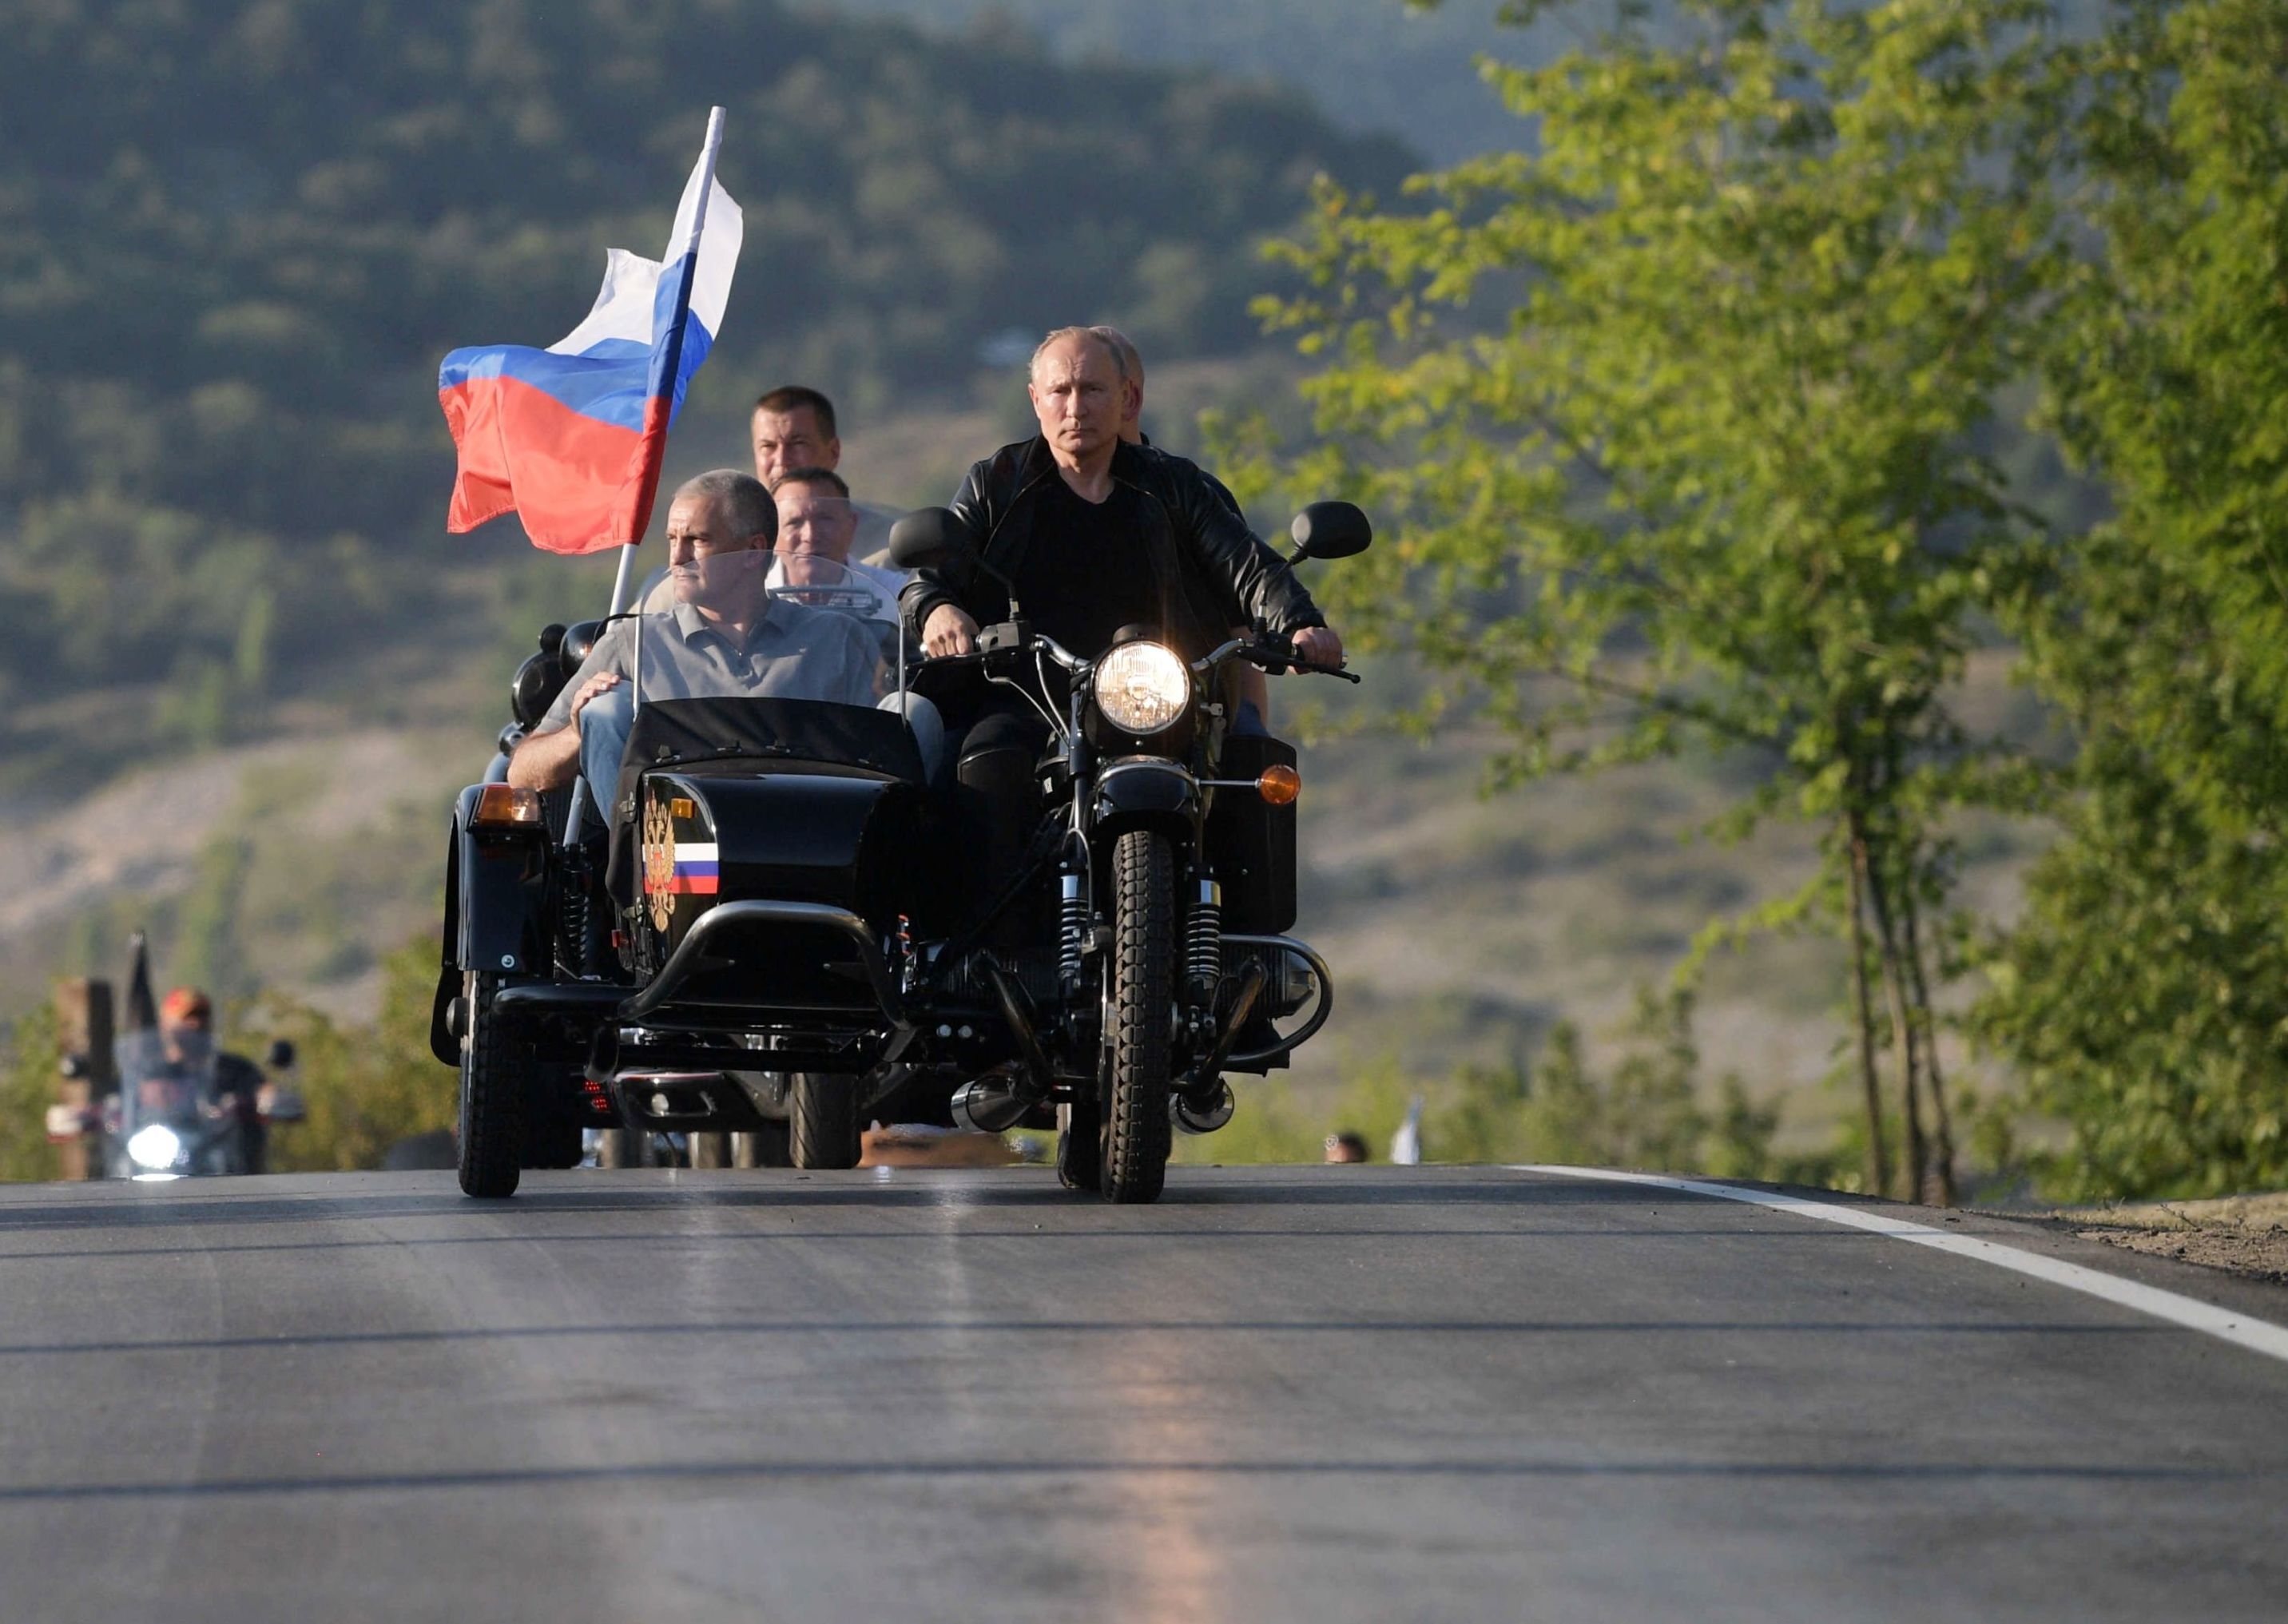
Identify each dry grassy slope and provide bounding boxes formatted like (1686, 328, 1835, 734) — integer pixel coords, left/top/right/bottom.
(2, 382, 2052, 1154)
(1281, 659, 2042, 1147)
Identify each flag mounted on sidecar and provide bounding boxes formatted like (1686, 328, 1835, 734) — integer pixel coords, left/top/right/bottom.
(436, 109, 744, 555)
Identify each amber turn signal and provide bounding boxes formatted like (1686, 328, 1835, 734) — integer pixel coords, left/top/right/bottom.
(1257, 764, 1301, 805)
(471, 784, 543, 828)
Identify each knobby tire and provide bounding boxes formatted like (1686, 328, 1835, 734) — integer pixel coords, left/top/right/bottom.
(459, 970, 527, 1197)
(1103, 829, 1174, 1203)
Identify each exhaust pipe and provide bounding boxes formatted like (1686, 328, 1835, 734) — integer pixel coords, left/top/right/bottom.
(980, 960, 1055, 1095)
(950, 965, 1059, 1134)
(951, 1075, 1035, 1134)
(1172, 1080, 1234, 1135)
(1168, 961, 1266, 1137)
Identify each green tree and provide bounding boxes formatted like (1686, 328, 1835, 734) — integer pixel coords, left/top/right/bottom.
(1432, 985, 1791, 1175)
(1241, 0, 2068, 1201)
(0, 1003, 63, 1184)
(1973, 0, 2288, 1198)
(240, 938, 459, 1174)
(0, 0, 1411, 747)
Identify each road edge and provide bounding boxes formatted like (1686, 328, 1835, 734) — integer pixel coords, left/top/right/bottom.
(1515, 1164, 2288, 1367)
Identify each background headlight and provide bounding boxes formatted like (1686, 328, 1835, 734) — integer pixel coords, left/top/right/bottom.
(126, 1124, 183, 1170)
(1094, 641, 1190, 734)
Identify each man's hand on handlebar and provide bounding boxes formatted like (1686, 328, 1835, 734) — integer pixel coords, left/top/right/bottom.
(924, 604, 980, 657)
(1292, 625, 1345, 671)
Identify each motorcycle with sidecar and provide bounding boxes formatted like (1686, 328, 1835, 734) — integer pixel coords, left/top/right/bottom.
(431, 506, 1369, 1201)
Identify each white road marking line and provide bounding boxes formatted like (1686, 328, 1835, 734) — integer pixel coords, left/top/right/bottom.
(1515, 1165, 2288, 1367)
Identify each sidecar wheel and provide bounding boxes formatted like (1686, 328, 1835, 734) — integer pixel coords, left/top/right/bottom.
(789, 1074, 862, 1169)
(1102, 829, 1174, 1204)
(458, 971, 527, 1198)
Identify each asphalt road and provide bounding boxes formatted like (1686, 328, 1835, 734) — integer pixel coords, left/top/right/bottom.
(2, 1165, 2284, 1622)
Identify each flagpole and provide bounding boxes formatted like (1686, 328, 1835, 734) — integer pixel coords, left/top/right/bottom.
(606, 539, 640, 617)
(566, 106, 727, 855)
(615, 105, 725, 558)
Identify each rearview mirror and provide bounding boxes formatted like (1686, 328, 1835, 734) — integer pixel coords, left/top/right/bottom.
(559, 620, 606, 683)
(1288, 502, 1372, 562)
(888, 508, 974, 574)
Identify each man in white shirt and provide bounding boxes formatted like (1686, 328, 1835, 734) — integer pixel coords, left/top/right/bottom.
(751, 385, 904, 563)
(771, 465, 907, 626)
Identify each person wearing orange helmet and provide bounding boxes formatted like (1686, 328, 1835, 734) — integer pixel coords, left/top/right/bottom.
(152, 987, 274, 1174)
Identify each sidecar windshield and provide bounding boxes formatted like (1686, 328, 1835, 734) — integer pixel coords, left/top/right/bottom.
(596, 550, 924, 899)
(590, 548, 924, 822)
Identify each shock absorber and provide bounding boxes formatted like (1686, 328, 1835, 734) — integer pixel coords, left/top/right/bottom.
(1187, 876, 1223, 1005)
(560, 867, 591, 975)
(1058, 865, 1087, 995)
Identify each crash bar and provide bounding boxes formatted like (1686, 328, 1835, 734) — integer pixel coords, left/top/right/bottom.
(1219, 934, 1336, 1067)
(616, 901, 911, 1028)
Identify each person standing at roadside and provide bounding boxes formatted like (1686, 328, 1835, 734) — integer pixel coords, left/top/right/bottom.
(751, 385, 904, 563)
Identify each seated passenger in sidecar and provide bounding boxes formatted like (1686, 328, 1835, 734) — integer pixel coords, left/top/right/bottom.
(509, 470, 938, 800)
(440, 470, 958, 1198)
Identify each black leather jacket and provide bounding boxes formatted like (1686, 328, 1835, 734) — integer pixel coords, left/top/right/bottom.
(899, 436, 1327, 649)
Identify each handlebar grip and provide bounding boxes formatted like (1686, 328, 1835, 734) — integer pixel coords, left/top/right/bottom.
(1243, 641, 1358, 683)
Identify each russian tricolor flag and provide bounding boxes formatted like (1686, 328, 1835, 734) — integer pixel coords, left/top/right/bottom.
(439, 109, 745, 555)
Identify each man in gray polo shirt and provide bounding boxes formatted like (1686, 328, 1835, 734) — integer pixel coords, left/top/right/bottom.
(509, 470, 898, 801)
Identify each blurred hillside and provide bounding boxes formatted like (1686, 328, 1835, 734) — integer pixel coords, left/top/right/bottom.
(834, 0, 1552, 165)
(0, 0, 1410, 795)
(0, 0, 2082, 1178)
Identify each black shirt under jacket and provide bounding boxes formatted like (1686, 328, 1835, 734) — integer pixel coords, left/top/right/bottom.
(900, 437, 1326, 657)
(1006, 474, 1187, 661)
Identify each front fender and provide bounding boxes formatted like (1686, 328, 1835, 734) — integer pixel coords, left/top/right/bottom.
(451, 783, 554, 978)
(429, 845, 462, 1066)
(1090, 757, 1198, 843)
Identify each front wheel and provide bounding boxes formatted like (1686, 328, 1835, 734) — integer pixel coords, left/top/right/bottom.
(458, 971, 527, 1197)
(789, 1074, 862, 1169)
(1102, 829, 1174, 1203)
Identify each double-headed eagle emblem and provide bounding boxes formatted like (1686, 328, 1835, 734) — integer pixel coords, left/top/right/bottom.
(642, 791, 676, 932)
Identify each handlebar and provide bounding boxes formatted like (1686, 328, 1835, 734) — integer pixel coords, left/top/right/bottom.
(1198, 637, 1361, 685)
(925, 624, 1082, 669)
(926, 626, 1356, 683)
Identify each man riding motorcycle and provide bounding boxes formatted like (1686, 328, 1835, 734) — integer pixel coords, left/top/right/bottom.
(117, 987, 274, 1177)
(902, 326, 1344, 907)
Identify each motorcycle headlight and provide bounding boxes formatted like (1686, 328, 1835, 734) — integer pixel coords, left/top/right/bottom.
(126, 1124, 183, 1170)
(1093, 641, 1190, 735)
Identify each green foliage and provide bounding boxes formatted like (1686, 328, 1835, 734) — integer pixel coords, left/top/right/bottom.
(173, 835, 256, 1001)
(1432, 987, 1793, 1175)
(840, 0, 1551, 165)
(1972, 0, 2288, 1199)
(0, 0, 1408, 736)
(0, 937, 452, 1183)
(1181, 984, 1804, 1176)
(0, 1003, 64, 1184)
(1239, 0, 2070, 1199)
(238, 937, 457, 1174)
